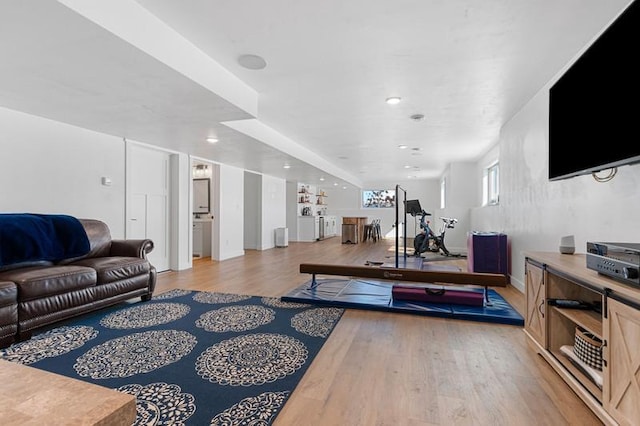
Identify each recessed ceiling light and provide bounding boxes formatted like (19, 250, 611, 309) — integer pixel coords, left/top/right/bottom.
(404, 165, 411, 169)
(342, 186, 347, 190)
(386, 97, 401, 105)
(398, 144, 408, 149)
(238, 54, 267, 70)
(319, 177, 325, 181)
(410, 113, 425, 121)
(333, 183, 339, 186)
(283, 164, 291, 169)
(206, 137, 218, 143)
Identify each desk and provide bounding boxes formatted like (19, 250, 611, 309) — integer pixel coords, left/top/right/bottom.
(0, 359, 136, 425)
(342, 217, 368, 243)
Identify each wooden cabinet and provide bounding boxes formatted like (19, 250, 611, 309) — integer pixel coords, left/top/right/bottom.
(342, 217, 368, 243)
(524, 252, 640, 425)
(604, 298, 640, 424)
(524, 259, 546, 346)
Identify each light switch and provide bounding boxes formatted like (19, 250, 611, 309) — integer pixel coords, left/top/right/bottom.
(101, 177, 112, 186)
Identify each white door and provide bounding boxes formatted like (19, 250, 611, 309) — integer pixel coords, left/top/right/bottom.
(127, 143, 170, 272)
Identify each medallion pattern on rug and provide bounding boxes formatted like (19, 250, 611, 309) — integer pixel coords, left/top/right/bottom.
(0, 290, 344, 425)
(195, 305, 275, 332)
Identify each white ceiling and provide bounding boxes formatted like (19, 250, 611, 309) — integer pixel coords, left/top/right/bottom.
(0, 0, 633, 188)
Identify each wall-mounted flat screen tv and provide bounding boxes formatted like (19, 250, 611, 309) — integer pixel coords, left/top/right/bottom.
(548, 0, 640, 181)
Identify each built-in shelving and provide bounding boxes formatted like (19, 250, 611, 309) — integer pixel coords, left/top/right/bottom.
(297, 183, 315, 216)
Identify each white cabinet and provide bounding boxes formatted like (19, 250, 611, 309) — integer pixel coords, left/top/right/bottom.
(297, 216, 319, 242)
(193, 220, 211, 258)
(323, 215, 337, 237)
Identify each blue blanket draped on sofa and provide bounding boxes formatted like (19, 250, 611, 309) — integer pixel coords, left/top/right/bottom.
(0, 213, 91, 267)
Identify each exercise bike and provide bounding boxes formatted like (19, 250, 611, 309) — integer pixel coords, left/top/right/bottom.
(412, 210, 461, 257)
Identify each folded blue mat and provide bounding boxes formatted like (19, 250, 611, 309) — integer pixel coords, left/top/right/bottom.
(0, 213, 90, 267)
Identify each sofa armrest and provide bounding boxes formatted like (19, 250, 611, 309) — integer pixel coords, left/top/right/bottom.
(110, 239, 154, 259)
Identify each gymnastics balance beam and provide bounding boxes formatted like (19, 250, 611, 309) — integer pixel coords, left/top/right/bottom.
(299, 263, 508, 289)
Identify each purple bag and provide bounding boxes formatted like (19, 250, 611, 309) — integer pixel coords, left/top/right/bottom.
(392, 285, 484, 307)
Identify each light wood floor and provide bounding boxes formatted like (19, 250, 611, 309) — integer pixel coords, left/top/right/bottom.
(156, 237, 602, 426)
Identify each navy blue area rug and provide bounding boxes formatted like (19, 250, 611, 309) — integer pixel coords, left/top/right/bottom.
(0, 290, 344, 425)
(282, 278, 524, 326)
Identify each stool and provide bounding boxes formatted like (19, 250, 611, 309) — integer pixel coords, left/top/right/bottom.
(363, 219, 382, 242)
(373, 219, 382, 241)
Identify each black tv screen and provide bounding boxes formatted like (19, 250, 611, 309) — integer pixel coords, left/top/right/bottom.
(404, 199, 422, 216)
(549, 0, 640, 181)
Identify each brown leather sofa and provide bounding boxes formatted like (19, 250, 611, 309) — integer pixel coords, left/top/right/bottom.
(0, 218, 156, 348)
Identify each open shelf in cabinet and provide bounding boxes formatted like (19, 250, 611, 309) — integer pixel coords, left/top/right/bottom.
(546, 269, 604, 403)
(550, 347, 603, 401)
(548, 305, 603, 402)
(551, 306, 602, 337)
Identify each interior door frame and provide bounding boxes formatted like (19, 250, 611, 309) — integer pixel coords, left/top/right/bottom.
(125, 140, 174, 272)
(190, 156, 218, 260)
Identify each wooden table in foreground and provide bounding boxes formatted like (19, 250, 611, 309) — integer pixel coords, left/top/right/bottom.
(0, 359, 136, 425)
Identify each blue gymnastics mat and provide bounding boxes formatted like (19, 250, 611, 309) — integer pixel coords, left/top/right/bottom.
(282, 278, 524, 326)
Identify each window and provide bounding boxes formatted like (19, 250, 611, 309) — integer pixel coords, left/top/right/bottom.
(440, 178, 446, 209)
(483, 162, 500, 206)
(362, 189, 396, 208)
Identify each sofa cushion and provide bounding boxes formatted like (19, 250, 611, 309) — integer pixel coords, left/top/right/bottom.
(69, 257, 150, 285)
(0, 281, 17, 348)
(0, 266, 96, 302)
(0, 260, 53, 273)
(0, 281, 17, 309)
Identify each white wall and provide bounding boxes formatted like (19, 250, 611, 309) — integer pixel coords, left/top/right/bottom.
(216, 164, 245, 260)
(260, 175, 286, 250)
(0, 107, 126, 237)
(243, 172, 261, 250)
(170, 153, 192, 270)
(434, 162, 476, 253)
(285, 181, 298, 239)
(472, 80, 640, 292)
(0, 105, 283, 269)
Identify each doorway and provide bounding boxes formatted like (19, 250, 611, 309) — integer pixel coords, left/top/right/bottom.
(126, 143, 171, 272)
(191, 159, 214, 259)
